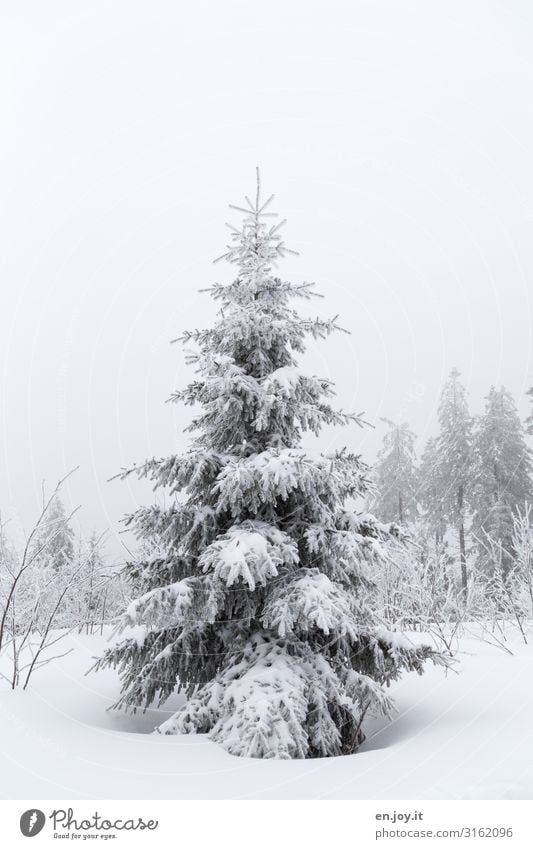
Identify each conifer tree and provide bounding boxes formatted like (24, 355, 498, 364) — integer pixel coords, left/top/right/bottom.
(472, 386, 533, 574)
(96, 172, 440, 759)
(33, 494, 75, 574)
(371, 419, 418, 525)
(417, 436, 445, 546)
(434, 369, 473, 592)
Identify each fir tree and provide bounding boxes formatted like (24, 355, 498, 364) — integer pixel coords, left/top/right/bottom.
(434, 369, 473, 592)
(95, 172, 440, 759)
(371, 419, 418, 525)
(472, 386, 533, 574)
(33, 494, 75, 574)
(417, 436, 445, 546)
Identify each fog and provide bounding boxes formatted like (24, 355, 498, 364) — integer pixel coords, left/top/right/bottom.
(2, 0, 533, 554)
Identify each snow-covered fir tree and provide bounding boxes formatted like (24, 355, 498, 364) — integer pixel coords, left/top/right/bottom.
(417, 436, 446, 547)
(472, 386, 533, 574)
(434, 369, 473, 591)
(32, 494, 75, 574)
(371, 419, 418, 525)
(95, 172, 441, 759)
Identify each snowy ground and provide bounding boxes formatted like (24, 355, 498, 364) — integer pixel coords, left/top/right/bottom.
(0, 628, 532, 800)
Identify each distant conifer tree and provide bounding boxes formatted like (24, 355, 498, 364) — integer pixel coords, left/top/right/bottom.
(372, 419, 418, 525)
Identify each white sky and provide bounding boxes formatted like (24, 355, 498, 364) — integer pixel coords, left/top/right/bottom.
(2, 0, 533, 553)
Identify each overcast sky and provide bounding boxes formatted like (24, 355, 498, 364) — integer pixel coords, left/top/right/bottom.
(2, 0, 533, 554)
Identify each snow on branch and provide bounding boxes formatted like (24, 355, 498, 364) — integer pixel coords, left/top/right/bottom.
(199, 521, 298, 591)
